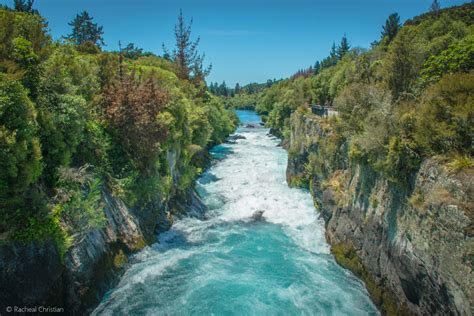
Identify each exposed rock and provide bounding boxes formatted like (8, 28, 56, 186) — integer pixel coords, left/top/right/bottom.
(0, 240, 63, 312)
(0, 188, 148, 315)
(269, 127, 282, 138)
(277, 139, 289, 149)
(199, 172, 220, 185)
(251, 210, 265, 221)
(169, 187, 208, 220)
(287, 111, 473, 315)
(0, 143, 214, 314)
(227, 134, 246, 143)
(244, 123, 261, 128)
(63, 189, 147, 314)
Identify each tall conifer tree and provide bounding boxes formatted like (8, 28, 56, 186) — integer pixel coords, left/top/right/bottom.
(67, 11, 104, 47)
(381, 13, 401, 43)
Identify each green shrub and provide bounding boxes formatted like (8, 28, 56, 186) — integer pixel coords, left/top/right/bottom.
(420, 35, 474, 86)
(56, 166, 106, 236)
(0, 77, 41, 214)
(415, 71, 474, 156)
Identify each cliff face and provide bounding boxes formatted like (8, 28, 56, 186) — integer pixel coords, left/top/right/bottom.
(287, 111, 473, 315)
(0, 188, 146, 314)
(0, 147, 208, 314)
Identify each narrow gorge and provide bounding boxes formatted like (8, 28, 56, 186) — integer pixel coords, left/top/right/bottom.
(0, 1, 472, 315)
(93, 110, 379, 315)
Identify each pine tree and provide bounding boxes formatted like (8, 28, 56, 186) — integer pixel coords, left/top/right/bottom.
(14, 0, 35, 13)
(164, 10, 210, 82)
(337, 34, 350, 59)
(218, 81, 228, 96)
(431, 0, 441, 13)
(234, 83, 241, 94)
(122, 43, 143, 60)
(67, 11, 105, 47)
(329, 42, 338, 65)
(210, 82, 218, 94)
(314, 61, 321, 75)
(381, 13, 401, 44)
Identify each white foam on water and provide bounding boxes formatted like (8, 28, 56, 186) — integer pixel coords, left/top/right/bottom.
(199, 127, 330, 254)
(93, 114, 379, 315)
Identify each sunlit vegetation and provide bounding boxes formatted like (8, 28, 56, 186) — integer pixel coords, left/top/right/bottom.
(241, 2, 473, 183)
(0, 3, 236, 254)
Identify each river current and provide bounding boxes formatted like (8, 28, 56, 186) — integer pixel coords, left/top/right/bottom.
(93, 110, 378, 315)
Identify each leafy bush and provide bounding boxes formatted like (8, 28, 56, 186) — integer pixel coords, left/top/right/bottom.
(415, 71, 474, 156)
(102, 74, 169, 171)
(0, 76, 41, 214)
(420, 35, 474, 86)
(37, 94, 87, 184)
(55, 166, 106, 238)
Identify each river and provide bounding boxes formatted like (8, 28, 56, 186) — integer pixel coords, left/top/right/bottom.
(93, 110, 378, 315)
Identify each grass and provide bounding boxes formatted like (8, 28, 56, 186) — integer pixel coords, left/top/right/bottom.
(446, 155, 474, 173)
(321, 170, 346, 206)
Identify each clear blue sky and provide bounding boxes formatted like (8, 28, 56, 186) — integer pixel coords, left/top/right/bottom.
(1, 0, 468, 86)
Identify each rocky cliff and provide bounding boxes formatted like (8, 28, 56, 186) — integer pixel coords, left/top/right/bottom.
(0, 148, 208, 314)
(286, 110, 473, 315)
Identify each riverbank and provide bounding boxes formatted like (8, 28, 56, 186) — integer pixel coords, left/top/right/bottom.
(93, 110, 379, 315)
(286, 109, 473, 315)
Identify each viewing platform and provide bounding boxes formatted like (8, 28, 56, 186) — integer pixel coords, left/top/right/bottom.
(311, 105, 339, 117)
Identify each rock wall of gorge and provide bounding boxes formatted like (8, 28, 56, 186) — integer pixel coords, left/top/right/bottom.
(286, 110, 473, 315)
(0, 147, 208, 315)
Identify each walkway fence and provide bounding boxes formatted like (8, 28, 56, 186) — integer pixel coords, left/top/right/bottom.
(310, 105, 339, 118)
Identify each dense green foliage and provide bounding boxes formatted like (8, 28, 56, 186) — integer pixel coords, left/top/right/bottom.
(67, 11, 105, 47)
(0, 7, 236, 253)
(0, 77, 41, 208)
(381, 13, 401, 43)
(254, 3, 473, 183)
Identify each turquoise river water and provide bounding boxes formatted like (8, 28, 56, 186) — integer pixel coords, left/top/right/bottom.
(93, 110, 379, 315)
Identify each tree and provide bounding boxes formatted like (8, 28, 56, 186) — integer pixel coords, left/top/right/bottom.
(420, 36, 474, 86)
(385, 29, 418, 99)
(164, 10, 210, 82)
(415, 72, 473, 156)
(431, 0, 441, 13)
(0, 76, 42, 211)
(218, 81, 228, 96)
(381, 13, 401, 43)
(314, 61, 321, 75)
(122, 43, 143, 60)
(102, 74, 169, 169)
(67, 11, 104, 47)
(208, 82, 216, 94)
(330, 42, 338, 63)
(14, 0, 36, 13)
(11, 37, 41, 100)
(234, 83, 241, 94)
(191, 53, 211, 83)
(337, 34, 350, 59)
